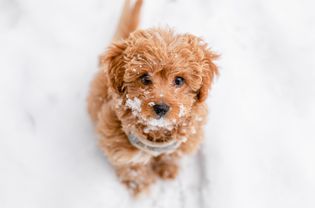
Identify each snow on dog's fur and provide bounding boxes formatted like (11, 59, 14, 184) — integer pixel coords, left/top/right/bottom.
(87, 0, 218, 196)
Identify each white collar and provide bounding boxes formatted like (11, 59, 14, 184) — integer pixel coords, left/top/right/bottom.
(128, 134, 181, 156)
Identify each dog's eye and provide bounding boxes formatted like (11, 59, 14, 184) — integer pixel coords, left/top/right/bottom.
(174, 76, 184, 87)
(140, 73, 152, 85)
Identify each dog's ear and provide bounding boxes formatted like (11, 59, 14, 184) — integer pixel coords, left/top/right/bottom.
(197, 49, 219, 103)
(100, 41, 127, 95)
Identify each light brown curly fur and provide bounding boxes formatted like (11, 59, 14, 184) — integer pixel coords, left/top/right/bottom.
(87, 0, 218, 196)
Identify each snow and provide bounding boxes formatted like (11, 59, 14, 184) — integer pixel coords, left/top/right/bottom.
(143, 117, 175, 133)
(178, 104, 186, 117)
(116, 98, 123, 108)
(148, 101, 155, 107)
(146, 118, 174, 129)
(1, 0, 315, 208)
(126, 97, 142, 115)
(180, 137, 187, 143)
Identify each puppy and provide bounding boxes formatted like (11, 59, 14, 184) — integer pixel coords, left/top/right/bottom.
(87, 0, 218, 196)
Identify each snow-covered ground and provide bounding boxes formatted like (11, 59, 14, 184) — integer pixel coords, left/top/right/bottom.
(1, 0, 315, 207)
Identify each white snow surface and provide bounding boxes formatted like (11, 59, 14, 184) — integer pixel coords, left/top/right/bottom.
(1, 0, 315, 208)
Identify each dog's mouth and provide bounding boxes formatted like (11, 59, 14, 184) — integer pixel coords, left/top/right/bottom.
(141, 121, 176, 144)
(141, 135, 175, 146)
(146, 135, 172, 143)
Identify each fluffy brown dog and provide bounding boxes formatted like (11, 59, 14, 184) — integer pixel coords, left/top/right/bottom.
(87, 0, 218, 196)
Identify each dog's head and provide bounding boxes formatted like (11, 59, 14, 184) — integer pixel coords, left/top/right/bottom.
(102, 28, 218, 142)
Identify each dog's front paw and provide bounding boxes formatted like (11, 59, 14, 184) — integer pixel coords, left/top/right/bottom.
(122, 178, 150, 197)
(152, 160, 179, 180)
(110, 148, 151, 166)
(117, 164, 156, 197)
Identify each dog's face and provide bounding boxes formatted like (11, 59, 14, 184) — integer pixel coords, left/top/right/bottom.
(104, 29, 218, 141)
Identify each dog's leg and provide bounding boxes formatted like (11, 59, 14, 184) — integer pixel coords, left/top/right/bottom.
(96, 104, 155, 196)
(152, 153, 180, 180)
(116, 163, 156, 196)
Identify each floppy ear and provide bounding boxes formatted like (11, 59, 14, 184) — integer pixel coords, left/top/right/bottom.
(197, 49, 219, 103)
(100, 41, 127, 95)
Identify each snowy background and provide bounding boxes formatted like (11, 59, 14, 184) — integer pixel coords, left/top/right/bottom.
(1, 0, 315, 207)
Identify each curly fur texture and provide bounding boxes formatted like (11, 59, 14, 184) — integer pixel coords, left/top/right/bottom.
(87, 0, 218, 196)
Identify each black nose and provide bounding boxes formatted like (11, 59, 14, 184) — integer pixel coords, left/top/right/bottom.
(153, 104, 169, 117)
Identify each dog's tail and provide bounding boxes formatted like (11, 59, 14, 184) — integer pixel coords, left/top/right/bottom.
(112, 0, 143, 41)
